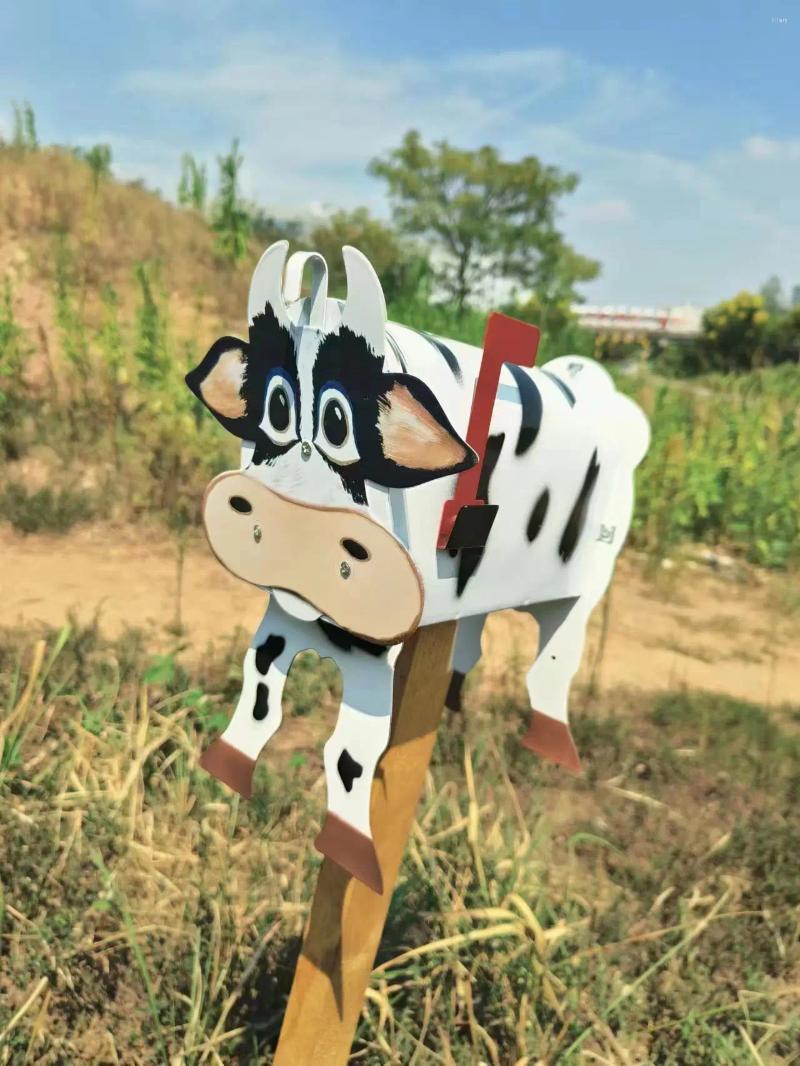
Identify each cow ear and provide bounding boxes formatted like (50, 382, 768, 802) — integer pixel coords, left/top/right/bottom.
(185, 336, 255, 436)
(371, 374, 477, 487)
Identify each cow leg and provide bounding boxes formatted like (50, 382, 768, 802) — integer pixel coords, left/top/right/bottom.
(315, 652, 396, 894)
(519, 597, 584, 773)
(446, 612, 486, 712)
(199, 598, 301, 799)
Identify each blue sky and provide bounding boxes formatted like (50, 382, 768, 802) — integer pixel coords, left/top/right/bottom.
(0, 0, 797, 306)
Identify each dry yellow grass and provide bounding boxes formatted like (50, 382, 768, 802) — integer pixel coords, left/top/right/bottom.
(1, 618, 798, 1062)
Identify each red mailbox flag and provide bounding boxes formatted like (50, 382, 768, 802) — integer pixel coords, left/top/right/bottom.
(437, 312, 541, 550)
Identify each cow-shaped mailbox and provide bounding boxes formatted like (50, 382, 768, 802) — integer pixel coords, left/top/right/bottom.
(187, 241, 650, 893)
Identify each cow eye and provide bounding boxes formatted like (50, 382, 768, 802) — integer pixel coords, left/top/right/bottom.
(315, 385, 359, 465)
(262, 372, 297, 445)
(323, 398, 347, 446)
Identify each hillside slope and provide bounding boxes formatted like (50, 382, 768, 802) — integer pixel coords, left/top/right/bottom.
(0, 144, 259, 334)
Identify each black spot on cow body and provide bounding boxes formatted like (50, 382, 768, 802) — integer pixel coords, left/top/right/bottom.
(417, 329, 462, 383)
(542, 369, 576, 407)
(252, 682, 269, 720)
(477, 433, 504, 505)
(255, 634, 286, 675)
(506, 363, 542, 455)
(526, 488, 550, 542)
(337, 749, 363, 793)
(559, 449, 600, 563)
(317, 619, 388, 657)
(456, 432, 505, 596)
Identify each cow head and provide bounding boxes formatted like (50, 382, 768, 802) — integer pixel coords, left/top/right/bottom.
(187, 241, 477, 643)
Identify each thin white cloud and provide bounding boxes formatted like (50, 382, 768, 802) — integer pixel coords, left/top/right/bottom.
(572, 68, 671, 133)
(122, 39, 510, 206)
(744, 135, 800, 160)
(444, 47, 578, 89)
(572, 199, 633, 223)
(117, 33, 797, 306)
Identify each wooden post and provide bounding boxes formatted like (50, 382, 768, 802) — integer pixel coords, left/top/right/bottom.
(274, 620, 457, 1065)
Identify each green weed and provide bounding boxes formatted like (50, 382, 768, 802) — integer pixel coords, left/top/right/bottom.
(0, 480, 97, 533)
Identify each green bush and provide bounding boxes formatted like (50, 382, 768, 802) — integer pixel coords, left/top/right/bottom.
(692, 291, 771, 373)
(626, 364, 800, 566)
(675, 288, 800, 376)
(312, 207, 430, 304)
(0, 481, 96, 533)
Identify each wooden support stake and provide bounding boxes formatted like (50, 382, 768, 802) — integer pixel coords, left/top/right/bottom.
(274, 620, 457, 1065)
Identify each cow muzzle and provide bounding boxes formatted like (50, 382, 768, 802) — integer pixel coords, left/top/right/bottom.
(202, 470, 424, 644)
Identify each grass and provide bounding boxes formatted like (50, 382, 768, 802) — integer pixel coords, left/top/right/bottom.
(0, 620, 798, 1063)
(623, 364, 800, 568)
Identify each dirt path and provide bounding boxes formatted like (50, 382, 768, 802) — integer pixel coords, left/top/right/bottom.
(1, 523, 798, 706)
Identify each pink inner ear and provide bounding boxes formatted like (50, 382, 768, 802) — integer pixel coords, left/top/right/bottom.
(200, 348, 247, 419)
(378, 383, 467, 470)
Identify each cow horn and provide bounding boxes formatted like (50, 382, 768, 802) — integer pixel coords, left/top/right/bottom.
(248, 240, 291, 328)
(339, 245, 386, 359)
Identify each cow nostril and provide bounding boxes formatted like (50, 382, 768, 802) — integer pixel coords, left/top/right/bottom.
(229, 495, 252, 514)
(341, 538, 370, 561)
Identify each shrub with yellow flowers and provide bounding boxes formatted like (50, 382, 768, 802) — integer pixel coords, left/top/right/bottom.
(693, 291, 771, 373)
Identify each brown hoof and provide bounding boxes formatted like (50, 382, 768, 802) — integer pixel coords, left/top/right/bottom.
(314, 812, 384, 895)
(445, 670, 465, 713)
(521, 711, 582, 774)
(200, 737, 255, 799)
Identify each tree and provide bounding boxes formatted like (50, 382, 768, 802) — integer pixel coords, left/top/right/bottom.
(177, 153, 208, 212)
(76, 144, 113, 190)
(247, 205, 303, 245)
(11, 101, 37, 149)
(310, 207, 430, 304)
(790, 284, 800, 308)
(370, 131, 599, 316)
(759, 275, 785, 315)
(693, 291, 771, 373)
(511, 242, 599, 337)
(134, 262, 168, 387)
(212, 139, 250, 264)
(766, 304, 800, 365)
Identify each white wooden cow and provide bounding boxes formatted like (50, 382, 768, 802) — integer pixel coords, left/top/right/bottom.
(187, 240, 650, 893)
